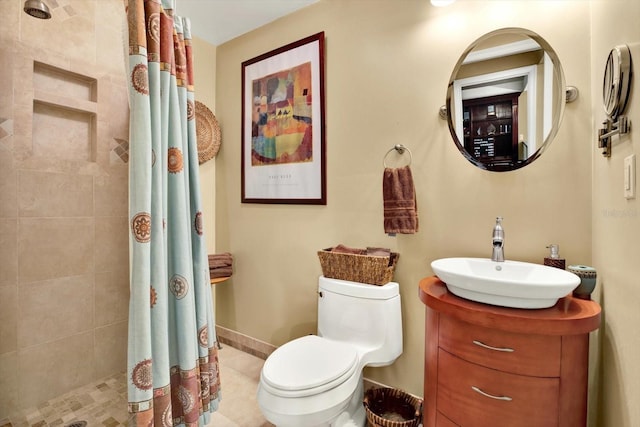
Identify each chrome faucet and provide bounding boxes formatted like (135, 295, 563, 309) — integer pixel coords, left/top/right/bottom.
(491, 217, 505, 262)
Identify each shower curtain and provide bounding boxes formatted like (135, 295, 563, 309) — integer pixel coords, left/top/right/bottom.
(126, 0, 221, 425)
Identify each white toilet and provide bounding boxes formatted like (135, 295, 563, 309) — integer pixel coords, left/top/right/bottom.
(257, 276, 403, 427)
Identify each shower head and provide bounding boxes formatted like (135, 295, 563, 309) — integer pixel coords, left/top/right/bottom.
(23, 0, 51, 19)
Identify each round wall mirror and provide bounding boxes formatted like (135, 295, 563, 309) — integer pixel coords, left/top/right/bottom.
(602, 44, 632, 121)
(446, 28, 566, 172)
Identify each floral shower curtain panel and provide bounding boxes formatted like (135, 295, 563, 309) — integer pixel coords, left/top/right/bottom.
(126, 0, 221, 425)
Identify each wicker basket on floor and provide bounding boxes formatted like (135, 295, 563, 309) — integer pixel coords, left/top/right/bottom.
(317, 248, 399, 285)
(363, 388, 423, 427)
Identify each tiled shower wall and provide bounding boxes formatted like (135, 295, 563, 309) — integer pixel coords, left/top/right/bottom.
(0, 0, 129, 418)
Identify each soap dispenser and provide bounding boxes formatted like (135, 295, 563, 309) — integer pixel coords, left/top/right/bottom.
(544, 244, 566, 269)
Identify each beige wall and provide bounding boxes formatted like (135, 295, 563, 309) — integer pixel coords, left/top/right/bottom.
(192, 35, 220, 330)
(192, 36, 217, 254)
(213, 0, 594, 399)
(590, 1, 640, 426)
(0, 0, 129, 417)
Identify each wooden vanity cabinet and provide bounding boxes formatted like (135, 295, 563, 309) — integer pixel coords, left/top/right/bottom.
(419, 277, 601, 427)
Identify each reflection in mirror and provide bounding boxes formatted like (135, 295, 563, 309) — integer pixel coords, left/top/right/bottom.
(446, 28, 566, 171)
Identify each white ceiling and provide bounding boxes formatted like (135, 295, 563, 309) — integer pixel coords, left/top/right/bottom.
(175, 0, 319, 46)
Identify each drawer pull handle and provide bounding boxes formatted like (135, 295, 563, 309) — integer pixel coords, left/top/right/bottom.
(471, 386, 513, 401)
(472, 340, 514, 353)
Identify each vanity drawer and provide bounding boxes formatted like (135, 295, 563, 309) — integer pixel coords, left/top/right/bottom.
(436, 412, 459, 427)
(437, 349, 559, 427)
(439, 315, 561, 377)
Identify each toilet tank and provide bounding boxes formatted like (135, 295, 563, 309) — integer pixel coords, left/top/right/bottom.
(317, 276, 402, 367)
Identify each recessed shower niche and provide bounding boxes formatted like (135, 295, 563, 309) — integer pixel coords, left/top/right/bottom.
(32, 61, 98, 162)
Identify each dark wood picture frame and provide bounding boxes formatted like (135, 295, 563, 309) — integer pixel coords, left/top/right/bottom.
(241, 32, 326, 204)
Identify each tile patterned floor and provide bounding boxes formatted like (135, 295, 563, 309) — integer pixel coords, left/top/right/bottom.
(1, 345, 273, 427)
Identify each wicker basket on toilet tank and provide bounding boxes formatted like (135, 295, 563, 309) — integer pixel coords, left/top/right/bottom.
(317, 248, 399, 285)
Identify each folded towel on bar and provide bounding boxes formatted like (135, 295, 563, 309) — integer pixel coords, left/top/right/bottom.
(209, 259, 232, 269)
(383, 165, 418, 234)
(210, 266, 233, 279)
(208, 253, 233, 278)
(208, 252, 232, 261)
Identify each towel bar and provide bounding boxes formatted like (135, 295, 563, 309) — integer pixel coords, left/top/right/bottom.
(383, 144, 412, 167)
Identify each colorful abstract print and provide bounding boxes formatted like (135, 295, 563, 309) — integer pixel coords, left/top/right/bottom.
(251, 62, 313, 166)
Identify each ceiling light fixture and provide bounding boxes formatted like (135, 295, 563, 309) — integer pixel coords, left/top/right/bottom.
(431, 0, 456, 6)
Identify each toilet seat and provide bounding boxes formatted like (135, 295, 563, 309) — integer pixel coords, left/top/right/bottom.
(261, 335, 359, 398)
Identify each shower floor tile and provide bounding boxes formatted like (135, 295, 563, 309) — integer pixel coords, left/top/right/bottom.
(3, 345, 273, 427)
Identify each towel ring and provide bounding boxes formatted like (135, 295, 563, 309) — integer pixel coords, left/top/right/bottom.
(383, 144, 412, 168)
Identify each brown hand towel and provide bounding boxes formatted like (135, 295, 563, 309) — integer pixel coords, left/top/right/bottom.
(210, 266, 233, 278)
(366, 247, 391, 257)
(209, 259, 233, 269)
(208, 253, 233, 275)
(383, 165, 418, 234)
(208, 252, 232, 262)
(332, 244, 366, 255)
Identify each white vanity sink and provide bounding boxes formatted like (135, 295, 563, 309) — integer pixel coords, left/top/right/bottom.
(431, 257, 581, 309)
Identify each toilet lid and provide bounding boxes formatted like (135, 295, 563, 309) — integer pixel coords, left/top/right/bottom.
(261, 335, 358, 394)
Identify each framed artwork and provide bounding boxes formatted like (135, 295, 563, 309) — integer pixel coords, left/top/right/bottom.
(241, 32, 326, 204)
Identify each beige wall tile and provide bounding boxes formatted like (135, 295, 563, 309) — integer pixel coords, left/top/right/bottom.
(0, 219, 17, 286)
(0, 118, 13, 145)
(0, 286, 17, 354)
(32, 103, 94, 162)
(12, 55, 35, 110)
(18, 170, 94, 217)
(11, 135, 32, 163)
(18, 275, 94, 348)
(96, 78, 129, 169)
(0, 1, 19, 42)
(12, 103, 33, 143)
(4, 0, 129, 414)
(216, 325, 276, 360)
(0, 351, 18, 419)
(0, 48, 14, 119)
(94, 321, 127, 379)
(17, 332, 94, 410)
(33, 62, 96, 102)
(95, 270, 129, 327)
(95, 119, 109, 166)
(12, 104, 33, 161)
(18, 217, 94, 283)
(94, 173, 127, 217)
(96, 20, 127, 76)
(95, 216, 128, 273)
(0, 148, 17, 218)
(20, 2, 96, 68)
(107, 81, 130, 141)
(98, 75, 129, 139)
